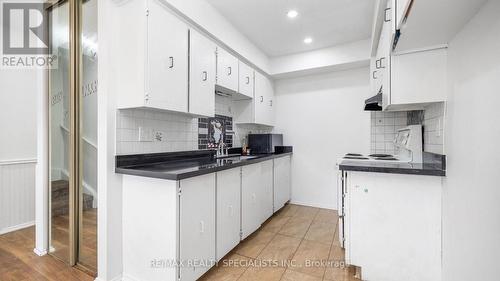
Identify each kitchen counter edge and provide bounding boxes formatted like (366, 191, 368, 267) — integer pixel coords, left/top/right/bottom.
(115, 152, 293, 181)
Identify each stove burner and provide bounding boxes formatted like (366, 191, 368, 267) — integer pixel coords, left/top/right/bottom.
(344, 156, 369, 160)
(346, 153, 363, 157)
(374, 157, 398, 161)
(369, 154, 393, 158)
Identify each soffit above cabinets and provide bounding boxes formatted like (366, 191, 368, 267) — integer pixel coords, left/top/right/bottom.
(206, 0, 375, 57)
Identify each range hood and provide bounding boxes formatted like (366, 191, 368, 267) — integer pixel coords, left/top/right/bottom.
(364, 90, 382, 111)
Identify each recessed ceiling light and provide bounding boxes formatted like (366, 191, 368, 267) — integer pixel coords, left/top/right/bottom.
(303, 37, 313, 44)
(287, 10, 298, 18)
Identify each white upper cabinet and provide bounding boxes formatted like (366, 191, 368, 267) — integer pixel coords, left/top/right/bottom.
(395, 0, 413, 30)
(254, 72, 275, 126)
(370, 0, 448, 110)
(189, 29, 216, 117)
(391, 47, 447, 106)
(115, 0, 189, 113)
(147, 0, 188, 113)
(238, 61, 254, 99)
(233, 71, 275, 126)
(216, 47, 239, 92)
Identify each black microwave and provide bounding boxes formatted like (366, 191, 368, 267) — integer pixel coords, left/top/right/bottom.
(248, 134, 283, 154)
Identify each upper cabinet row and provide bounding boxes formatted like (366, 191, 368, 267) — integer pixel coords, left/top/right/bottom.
(114, 0, 274, 126)
(370, 0, 447, 111)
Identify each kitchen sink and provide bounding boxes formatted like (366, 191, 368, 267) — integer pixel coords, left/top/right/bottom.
(217, 155, 258, 161)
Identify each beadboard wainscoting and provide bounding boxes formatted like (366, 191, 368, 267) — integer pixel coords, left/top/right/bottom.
(0, 160, 36, 234)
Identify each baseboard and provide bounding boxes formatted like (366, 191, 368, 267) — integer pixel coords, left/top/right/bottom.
(94, 274, 123, 281)
(122, 273, 141, 281)
(33, 247, 48, 256)
(289, 200, 337, 210)
(0, 221, 35, 235)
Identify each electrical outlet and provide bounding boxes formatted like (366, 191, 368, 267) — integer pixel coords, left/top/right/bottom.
(138, 127, 153, 142)
(153, 131, 166, 142)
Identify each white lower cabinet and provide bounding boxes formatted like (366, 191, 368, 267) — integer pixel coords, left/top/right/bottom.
(122, 156, 291, 281)
(241, 160, 274, 239)
(241, 163, 262, 239)
(259, 160, 274, 221)
(216, 168, 241, 261)
(179, 174, 216, 281)
(346, 171, 442, 281)
(273, 155, 291, 212)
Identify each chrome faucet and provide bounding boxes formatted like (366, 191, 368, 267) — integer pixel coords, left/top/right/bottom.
(217, 142, 228, 158)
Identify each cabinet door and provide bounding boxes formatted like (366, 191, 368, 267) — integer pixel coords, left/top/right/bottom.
(391, 48, 447, 105)
(179, 174, 216, 281)
(266, 81, 275, 126)
(254, 72, 274, 126)
(273, 156, 291, 212)
(147, 0, 188, 112)
(396, 0, 413, 30)
(260, 160, 274, 222)
(216, 48, 239, 91)
(238, 62, 254, 98)
(241, 163, 262, 239)
(216, 168, 241, 261)
(189, 29, 216, 117)
(379, 0, 392, 109)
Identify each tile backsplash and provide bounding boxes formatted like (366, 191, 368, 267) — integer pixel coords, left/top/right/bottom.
(213, 95, 273, 147)
(116, 108, 198, 155)
(423, 102, 445, 154)
(116, 95, 273, 155)
(370, 102, 446, 156)
(371, 111, 408, 155)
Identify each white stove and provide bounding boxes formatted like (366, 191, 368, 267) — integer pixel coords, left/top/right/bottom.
(338, 125, 424, 165)
(340, 153, 411, 163)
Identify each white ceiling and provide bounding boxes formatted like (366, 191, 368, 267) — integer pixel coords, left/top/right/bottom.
(206, 0, 375, 57)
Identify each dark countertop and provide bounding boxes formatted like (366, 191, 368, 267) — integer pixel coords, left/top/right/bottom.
(338, 158, 446, 177)
(115, 150, 293, 181)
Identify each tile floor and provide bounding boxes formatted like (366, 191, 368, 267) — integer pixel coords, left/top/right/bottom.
(200, 204, 360, 281)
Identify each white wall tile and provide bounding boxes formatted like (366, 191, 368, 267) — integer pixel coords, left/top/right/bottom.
(116, 108, 198, 155)
(370, 111, 407, 155)
(423, 102, 445, 154)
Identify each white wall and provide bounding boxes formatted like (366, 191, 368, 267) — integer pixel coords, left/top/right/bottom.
(0, 67, 39, 234)
(165, 0, 270, 73)
(0, 69, 38, 161)
(274, 67, 371, 209)
(97, 0, 123, 279)
(442, 1, 500, 281)
(270, 39, 370, 79)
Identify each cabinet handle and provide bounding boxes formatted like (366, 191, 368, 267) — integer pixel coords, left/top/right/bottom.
(379, 57, 386, 69)
(260, 96, 263, 102)
(372, 71, 378, 79)
(202, 71, 207, 81)
(199, 221, 205, 233)
(375, 59, 381, 69)
(246, 76, 250, 84)
(227, 66, 232, 76)
(384, 8, 391, 22)
(269, 100, 272, 107)
(169, 56, 174, 68)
